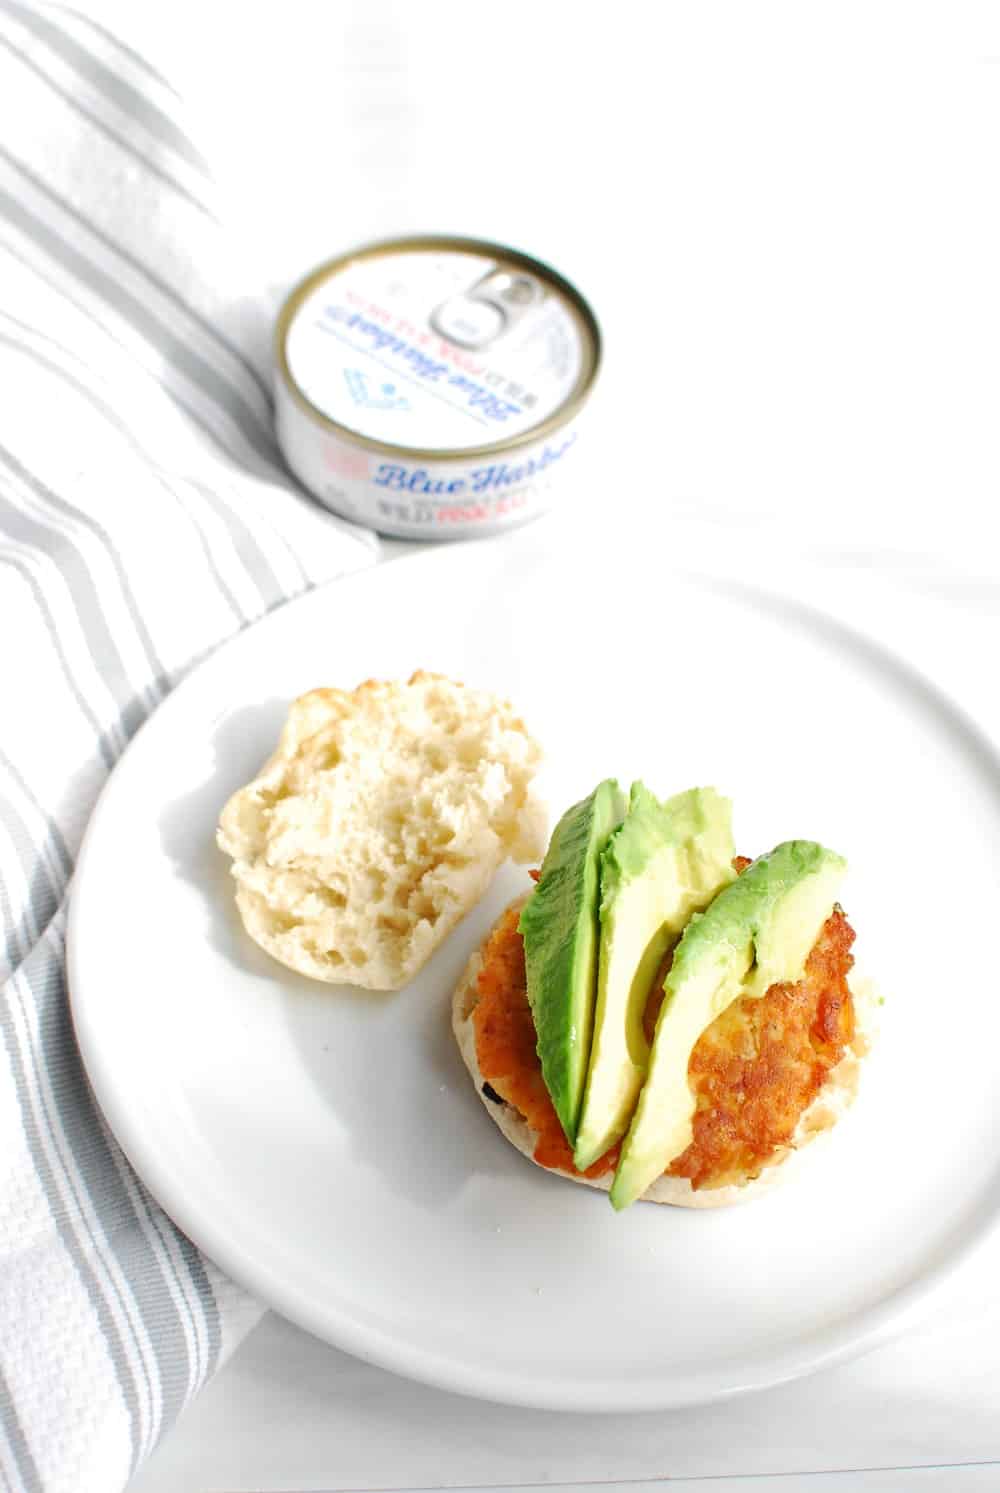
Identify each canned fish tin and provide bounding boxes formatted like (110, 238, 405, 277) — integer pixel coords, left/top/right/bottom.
(274, 235, 601, 539)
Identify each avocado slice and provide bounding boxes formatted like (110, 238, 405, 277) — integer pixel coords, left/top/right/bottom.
(572, 785, 736, 1172)
(519, 779, 627, 1143)
(609, 839, 847, 1210)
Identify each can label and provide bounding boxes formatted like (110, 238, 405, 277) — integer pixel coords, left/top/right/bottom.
(275, 376, 583, 539)
(283, 250, 586, 452)
(275, 237, 599, 540)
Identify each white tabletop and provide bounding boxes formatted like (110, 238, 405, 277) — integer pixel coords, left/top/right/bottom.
(113, 0, 1000, 1486)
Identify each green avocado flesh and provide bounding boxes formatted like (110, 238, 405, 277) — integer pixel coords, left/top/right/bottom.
(609, 839, 847, 1211)
(518, 779, 627, 1144)
(572, 785, 736, 1173)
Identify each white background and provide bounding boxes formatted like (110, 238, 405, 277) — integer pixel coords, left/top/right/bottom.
(127, 0, 1000, 561)
(85, 1, 1000, 1488)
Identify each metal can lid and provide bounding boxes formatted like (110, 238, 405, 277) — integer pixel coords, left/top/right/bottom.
(275, 235, 601, 460)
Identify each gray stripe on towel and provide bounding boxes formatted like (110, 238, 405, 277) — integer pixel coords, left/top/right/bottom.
(0, 945, 145, 1474)
(0, 1359, 44, 1493)
(0, 0, 208, 171)
(0, 482, 151, 742)
(0, 33, 216, 220)
(0, 163, 276, 460)
(0, 440, 170, 710)
(0, 547, 118, 769)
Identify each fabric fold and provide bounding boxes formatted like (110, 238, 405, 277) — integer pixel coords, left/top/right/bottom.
(0, 7, 377, 1490)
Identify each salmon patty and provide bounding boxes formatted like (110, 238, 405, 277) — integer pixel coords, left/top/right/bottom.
(472, 894, 856, 1192)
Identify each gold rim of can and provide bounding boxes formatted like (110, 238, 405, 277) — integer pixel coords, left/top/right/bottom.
(274, 234, 602, 462)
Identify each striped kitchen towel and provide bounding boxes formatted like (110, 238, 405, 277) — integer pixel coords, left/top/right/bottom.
(0, 6, 379, 1491)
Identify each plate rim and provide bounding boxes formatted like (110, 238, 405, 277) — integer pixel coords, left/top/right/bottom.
(67, 531, 1000, 1412)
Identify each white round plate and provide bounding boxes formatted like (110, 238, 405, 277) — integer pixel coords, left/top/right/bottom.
(69, 527, 1000, 1412)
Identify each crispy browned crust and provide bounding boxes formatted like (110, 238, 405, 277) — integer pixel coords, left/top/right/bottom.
(452, 898, 873, 1209)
